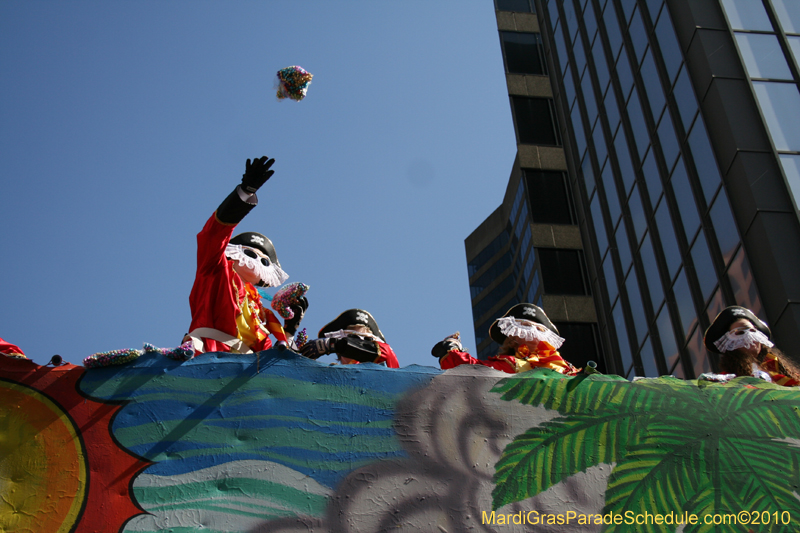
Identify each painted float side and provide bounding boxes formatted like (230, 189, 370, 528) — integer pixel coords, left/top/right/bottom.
(2, 349, 800, 532)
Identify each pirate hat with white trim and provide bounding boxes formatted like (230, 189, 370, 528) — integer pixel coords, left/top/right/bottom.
(230, 232, 281, 268)
(489, 303, 558, 344)
(318, 309, 386, 342)
(703, 306, 770, 354)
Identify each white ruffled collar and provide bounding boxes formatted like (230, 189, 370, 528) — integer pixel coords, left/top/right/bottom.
(497, 316, 565, 349)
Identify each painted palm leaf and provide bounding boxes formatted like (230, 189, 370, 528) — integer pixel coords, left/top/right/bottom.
(491, 370, 800, 532)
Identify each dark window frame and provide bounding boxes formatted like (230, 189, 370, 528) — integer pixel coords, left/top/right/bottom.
(511, 96, 563, 146)
(500, 31, 548, 75)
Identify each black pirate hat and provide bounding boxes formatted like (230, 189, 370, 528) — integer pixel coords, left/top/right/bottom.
(318, 309, 386, 342)
(489, 303, 558, 344)
(704, 306, 771, 354)
(230, 232, 281, 268)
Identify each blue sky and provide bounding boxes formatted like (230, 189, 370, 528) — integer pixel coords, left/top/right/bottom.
(0, 1, 517, 368)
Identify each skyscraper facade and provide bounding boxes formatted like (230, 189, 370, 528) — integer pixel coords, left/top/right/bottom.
(466, 1, 604, 372)
(467, 0, 800, 378)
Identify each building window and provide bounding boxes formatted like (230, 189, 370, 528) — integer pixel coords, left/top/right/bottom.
(778, 154, 800, 209)
(553, 322, 602, 371)
(735, 33, 793, 80)
(524, 170, 575, 224)
(468, 226, 510, 277)
(538, 248, 588, 295)
(495, 0, 533, 13)
(753, 82, 800, 151)
(656, 305, 680, 372)
(470, 252, 513, 300)
(721, 0, 773, 31)
(472, 275, 516, 322)
(501, 32, 547, 75)
(511, 97, 561, 145)
(774, 0, 800, 33)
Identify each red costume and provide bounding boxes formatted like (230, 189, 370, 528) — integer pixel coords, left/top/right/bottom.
(0, 338, 25, 358)
(375, 342, 399, 368)
(185, 212, 286, 354)
(440, 342, 577, 375)
(182, 159, 292, 358)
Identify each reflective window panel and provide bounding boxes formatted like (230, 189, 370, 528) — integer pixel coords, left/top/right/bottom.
(601, 159, 622, 222)
(525, 170, 574, 224)
(603, 252, 619, 303)
(512, 97, 561, 145)
(591, 194, 609, 255)
(656, 305, 680, 371)
(686, 326, 711, 378)
(686, 117, 721, 203)
(727, 247, 764, 319)
(706, 287, 725, 325)
(753, 82, 800, 151)
(501, 32, 547, 75)
(626, 268, 648, 345)
(673, 268, 697, 336)
(639, 336, 660, 377)
(657, 112, 681, 172)
(669, 158, 701, 242)
(496, 0, 533, 13)
(672, 65, 698, 131)
(628, 184, 647, 244)
(612, 301, 634, 371)
(553, 322, 601, 371)
(640, 232, 664, 306)
(708, 189, 740, 266)
(640, 50, 666, 121)
(539, 248, 588, 295)
(641, 148, 662, 207)
(654, 196, 682, 280)
(690, 231, 718, 303)
(773, 0, 800, 34)
(779, 154, 800, 209)
(721, 0, 773, 31)
(735, 33, 792, 80)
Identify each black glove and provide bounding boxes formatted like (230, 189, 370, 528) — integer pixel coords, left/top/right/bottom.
(301, 338, 335, 360)
(241, 156, 275, 194)
(431, 336, 462, 359)
(283, 297, 308, 336)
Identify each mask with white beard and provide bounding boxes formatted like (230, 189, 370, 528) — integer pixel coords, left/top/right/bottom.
(225, 244, 289, 287)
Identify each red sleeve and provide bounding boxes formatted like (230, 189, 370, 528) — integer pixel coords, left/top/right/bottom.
(0, 338, 25, 357)
(439, 350, 516, 374)
(187, 213, 241, 337)
(375, 342, 399, 368)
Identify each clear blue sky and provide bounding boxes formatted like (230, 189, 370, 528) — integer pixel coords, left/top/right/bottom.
(0, 1, 517, 368)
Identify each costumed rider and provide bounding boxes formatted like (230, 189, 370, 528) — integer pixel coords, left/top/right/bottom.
(300, 309, 399, 368)
(184, 156, 306, 354)
(431, 303, 579, 375)
(703, 306, 800, 386)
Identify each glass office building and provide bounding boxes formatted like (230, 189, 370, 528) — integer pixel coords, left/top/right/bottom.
(467, 0, 800, 378)
(466, 1, 604, 372)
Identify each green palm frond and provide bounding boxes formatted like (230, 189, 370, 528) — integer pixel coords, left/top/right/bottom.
(491, 371, 800, 526)
(493, 412, 640, 508)
(602, 439, 707, 533)
(718, 438, 800, 513)
(491, 371, 689, 416)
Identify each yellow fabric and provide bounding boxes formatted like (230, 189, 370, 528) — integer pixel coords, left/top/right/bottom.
(512, 343, 575, 375)
(760, 352, 800, 387)
(233, 280, 269, 350)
